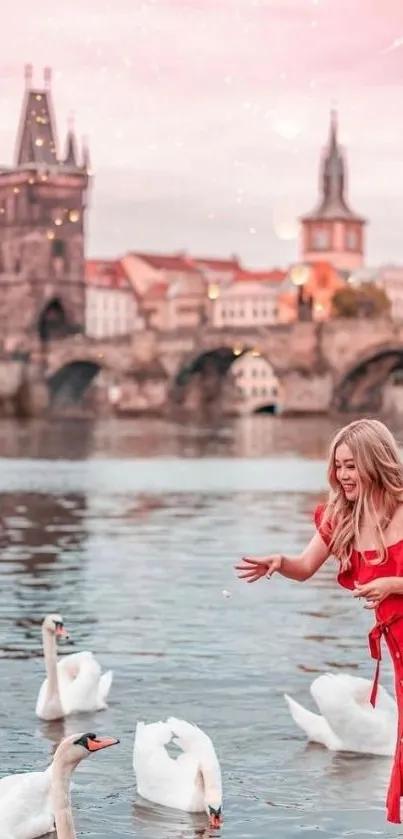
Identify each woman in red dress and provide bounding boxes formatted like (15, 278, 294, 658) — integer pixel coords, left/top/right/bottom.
(235, 418, 403, 824)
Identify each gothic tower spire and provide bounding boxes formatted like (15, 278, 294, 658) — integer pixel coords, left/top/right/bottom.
(299, 109, 366, 273)
(0, 64, 90, 343)
(14, 65, 58, 166)
(63, 113, 78, 167)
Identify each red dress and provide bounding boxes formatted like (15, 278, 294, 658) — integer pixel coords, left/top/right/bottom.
(314, 504, 403, 824)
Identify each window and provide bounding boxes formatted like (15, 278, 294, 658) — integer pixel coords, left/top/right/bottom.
(313, 229, 329, 250)
(346, 229, 358, 250)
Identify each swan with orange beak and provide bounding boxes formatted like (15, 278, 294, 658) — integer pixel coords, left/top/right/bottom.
(0, 731, 119, 839)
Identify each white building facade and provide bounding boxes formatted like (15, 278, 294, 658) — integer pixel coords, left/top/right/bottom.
(210, 273, 284, 328)
(232, 351, 282, 414)
(85, 259, 140, 339)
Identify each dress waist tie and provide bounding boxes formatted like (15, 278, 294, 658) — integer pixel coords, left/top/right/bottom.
(368, 614, 403, 824)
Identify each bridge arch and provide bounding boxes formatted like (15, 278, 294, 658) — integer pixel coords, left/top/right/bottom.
(332, 344, 403, 413)
(47, 360, 102, 406)
(172, 345, 282, 414)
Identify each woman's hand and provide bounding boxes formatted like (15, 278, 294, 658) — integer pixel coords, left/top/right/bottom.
(353, 577, 399, 609)
(234, 555, 283, 583)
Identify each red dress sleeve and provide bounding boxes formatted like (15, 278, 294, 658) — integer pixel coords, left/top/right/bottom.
(314, 503, 332, 547)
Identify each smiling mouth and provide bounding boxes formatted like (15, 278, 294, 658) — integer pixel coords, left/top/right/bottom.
(342, 485, 355, 492)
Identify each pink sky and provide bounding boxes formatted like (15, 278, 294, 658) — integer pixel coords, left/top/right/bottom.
(1, 0, 403, 267)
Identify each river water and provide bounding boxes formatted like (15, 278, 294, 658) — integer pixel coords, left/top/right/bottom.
(0, 415, 403, 838)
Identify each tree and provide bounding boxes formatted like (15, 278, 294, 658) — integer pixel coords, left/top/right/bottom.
(332, 281, 391, 319)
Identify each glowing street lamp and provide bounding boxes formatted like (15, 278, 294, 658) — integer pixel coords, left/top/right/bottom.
(208, 283, 220, 300)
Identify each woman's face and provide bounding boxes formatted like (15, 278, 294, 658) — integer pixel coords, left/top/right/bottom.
(335, 442, 359, 501)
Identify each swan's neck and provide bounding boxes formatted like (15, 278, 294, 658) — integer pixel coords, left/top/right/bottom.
(51, 758, 77, 839)
(42, 627, 60, 706)
(199, 758, 222, 806)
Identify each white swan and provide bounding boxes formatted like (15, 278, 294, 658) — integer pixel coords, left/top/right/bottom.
(35, 614, 113, 720)
(284, 672, 397, 756)
(0, 730, 119, 839)
(133, 717, 223, 829)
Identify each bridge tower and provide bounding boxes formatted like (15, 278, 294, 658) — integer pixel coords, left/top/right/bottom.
(299, 109, 366, 274)
(0, 64, 91, 348)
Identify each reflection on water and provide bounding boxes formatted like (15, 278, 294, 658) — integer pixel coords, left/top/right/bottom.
(133, 801, 211, 839)
(0, 418, 401, 837)
(0, 415, 379, 460)
(0, 414, 401, 462)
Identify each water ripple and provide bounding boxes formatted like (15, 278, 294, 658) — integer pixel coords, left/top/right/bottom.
(0, 453, 398, 838)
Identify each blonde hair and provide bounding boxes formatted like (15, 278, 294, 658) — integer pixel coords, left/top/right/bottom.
(322, 419, 403, 571)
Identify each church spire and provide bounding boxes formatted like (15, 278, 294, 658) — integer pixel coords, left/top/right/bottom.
(328, 107, 338, 151)
(299, 109, 367, 272)
(301, 109, 364, 222)
(63, 113, 78, 167)
(14, 65, 58, 166)
(320, 108, 346, 210)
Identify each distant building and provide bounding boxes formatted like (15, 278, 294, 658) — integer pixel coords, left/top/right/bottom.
(0, 64, 90, 345)
(85, 259, 140, 338)
(122, 251, 200, 295)
(210, 269, 286, 328)
(232, 351, 281, 414)
(194, 255, 241, 296)
(300, 110, 366, 273)
(121, 251, 208, 331)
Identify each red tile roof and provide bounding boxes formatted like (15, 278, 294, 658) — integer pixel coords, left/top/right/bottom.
(85, 259, 132, 291)
(129, 251, 201, 273)
(194, 256, 241, 271)
(233, 268, 286, 284)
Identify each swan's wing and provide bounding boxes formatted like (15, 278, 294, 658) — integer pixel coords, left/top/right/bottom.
(134, 720, 175, 776)
(351, 676, 396, 715)
(324, 673, 396, 714)
(166, 717, 222, 800)
(283, 693, 342, 750)
(58, 651, 103, 713)
(0, 767, 53, 838)
(310, 674, 396, 755)
(57, 650, 97, 683)
(166, 718, 215, 757)
(134, 722, 202, 811)
(60, 652, 112, 707)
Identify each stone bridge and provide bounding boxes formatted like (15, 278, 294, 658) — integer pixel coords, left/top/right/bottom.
(2, 318, 403, 416)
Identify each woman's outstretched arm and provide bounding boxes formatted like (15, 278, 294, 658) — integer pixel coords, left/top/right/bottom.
(235, 531, 330, 583)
